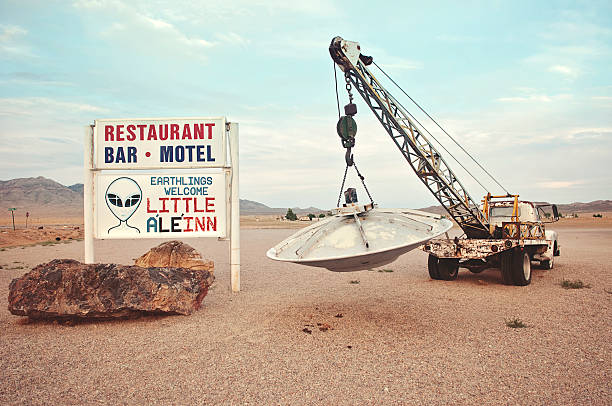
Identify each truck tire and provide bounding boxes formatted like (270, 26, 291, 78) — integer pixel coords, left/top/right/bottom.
(540, 255, 553, 270)
(511, 247, 532, 286)
(438, 258, 459, 280)
(428, 255, 440, 280)
(500, 250, 514, 285)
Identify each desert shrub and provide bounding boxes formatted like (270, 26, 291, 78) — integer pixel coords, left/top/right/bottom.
(561, 279, 591, 289)
(505, 318, 527, 328)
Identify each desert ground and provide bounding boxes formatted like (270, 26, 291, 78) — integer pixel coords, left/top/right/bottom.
(0, 217, 610, 405)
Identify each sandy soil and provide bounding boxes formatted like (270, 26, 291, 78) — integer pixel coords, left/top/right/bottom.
(0, 224, 610, 405)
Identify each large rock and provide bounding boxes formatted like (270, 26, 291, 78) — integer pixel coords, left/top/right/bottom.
(135, 240, 214, 272)
(8, 259, 214, 319)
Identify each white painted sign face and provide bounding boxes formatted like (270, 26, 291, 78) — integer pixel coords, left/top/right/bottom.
(94, 117, 226, 169)
(95, 173, 226, 239)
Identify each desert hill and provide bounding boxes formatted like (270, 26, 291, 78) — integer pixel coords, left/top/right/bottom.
(0, 176, 83, 217)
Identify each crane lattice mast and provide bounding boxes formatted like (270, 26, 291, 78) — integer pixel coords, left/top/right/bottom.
(330, 36, 491, 238)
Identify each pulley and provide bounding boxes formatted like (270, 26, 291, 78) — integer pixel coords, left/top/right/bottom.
(336, 115, 357, 149)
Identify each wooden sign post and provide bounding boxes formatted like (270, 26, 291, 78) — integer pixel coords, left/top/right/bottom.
(8, 208, 16, 231)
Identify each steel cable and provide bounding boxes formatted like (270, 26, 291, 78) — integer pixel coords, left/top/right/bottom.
(373, 61, 509, 195)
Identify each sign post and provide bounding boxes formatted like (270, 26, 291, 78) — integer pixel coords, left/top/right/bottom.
(84, 117, 240, 291)
(8, 208, 16, 231)
(229, 123, 240, 292)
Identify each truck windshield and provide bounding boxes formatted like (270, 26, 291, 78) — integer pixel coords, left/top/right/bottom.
(491, 206, 520, 218)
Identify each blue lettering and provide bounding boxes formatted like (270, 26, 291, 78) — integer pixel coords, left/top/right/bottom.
(105, 147, 114, 163)
(147, 217, 158, 233)
(160, 146, 173, 162)
(175, 146, 184, 162)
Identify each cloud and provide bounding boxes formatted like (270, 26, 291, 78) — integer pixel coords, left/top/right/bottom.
(214, 32, 250, 47)
(379, 59, 423, 71)
(548, 64, 579, 78)
(536, 181, 583, 189)
(563, 128, 611, 142)
(496, 94, 572, 103)
(0, 24, 27, 41)
(367, 46, 423, 71)
(0, 97, 108, 117)
(0, 72, 74, 87)
(435, 34, 481, 43)
(0, 24, 34, 57)
(74, 0, 215, 58)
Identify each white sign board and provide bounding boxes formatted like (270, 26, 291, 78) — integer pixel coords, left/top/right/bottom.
(85, 118, 240, 292)
(94, 117, 226, 169)
(95, 172, 226, 239)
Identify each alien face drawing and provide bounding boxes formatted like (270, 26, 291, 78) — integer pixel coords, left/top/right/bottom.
(105, 177, 142, 233)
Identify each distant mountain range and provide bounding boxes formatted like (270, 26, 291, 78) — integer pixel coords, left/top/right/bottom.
(0, 176, 324, 217)
(1, 176, 610, 218)
(419, 200, 612, 216)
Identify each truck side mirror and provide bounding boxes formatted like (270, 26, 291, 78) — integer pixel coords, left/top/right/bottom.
(552, 204, 559, 221)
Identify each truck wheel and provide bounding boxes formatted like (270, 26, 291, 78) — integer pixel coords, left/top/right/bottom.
(500, 250, 514, 285)
(428, 255, 440, 280)
(511, 248, 532, 286)
(540, 256, 553, 270)
(438, 258, 459, 280)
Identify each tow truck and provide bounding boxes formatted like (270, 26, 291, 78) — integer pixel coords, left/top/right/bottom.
(329, 36, 560, 286)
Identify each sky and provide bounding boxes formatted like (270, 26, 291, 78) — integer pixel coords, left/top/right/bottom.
(0, 0, 611, 210)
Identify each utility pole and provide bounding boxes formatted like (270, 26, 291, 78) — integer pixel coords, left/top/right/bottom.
(8, 208, 16, 231)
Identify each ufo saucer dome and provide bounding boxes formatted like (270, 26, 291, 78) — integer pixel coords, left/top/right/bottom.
(266, 207, 453, 272)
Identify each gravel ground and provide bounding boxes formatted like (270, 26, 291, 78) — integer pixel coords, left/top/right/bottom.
(0, 226, 610, 405)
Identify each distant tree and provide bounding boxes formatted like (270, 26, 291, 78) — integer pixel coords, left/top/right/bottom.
(318, 213, 325, 218)
(593, 213, 603, 218)
(285, 208, 297, 221)
(308, 213, 315, 220)
(544, 212, 551, 219)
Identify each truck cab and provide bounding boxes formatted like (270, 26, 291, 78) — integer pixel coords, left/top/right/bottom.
(488, 200, 560, 268)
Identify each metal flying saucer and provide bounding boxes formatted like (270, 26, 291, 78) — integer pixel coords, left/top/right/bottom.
(266, 206, 453, 272)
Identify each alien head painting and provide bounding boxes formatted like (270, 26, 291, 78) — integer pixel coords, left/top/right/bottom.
(105, 177, 142, 234)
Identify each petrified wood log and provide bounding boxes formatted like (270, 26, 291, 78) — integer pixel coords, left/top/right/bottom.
(8, 259, 214, 319)
(135, 240, 214, 272)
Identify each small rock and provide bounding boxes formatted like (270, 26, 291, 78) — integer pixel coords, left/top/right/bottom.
(319, 323, 332, 332)
(334, 313, 343, 318)
(302, 327, 312, 334)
